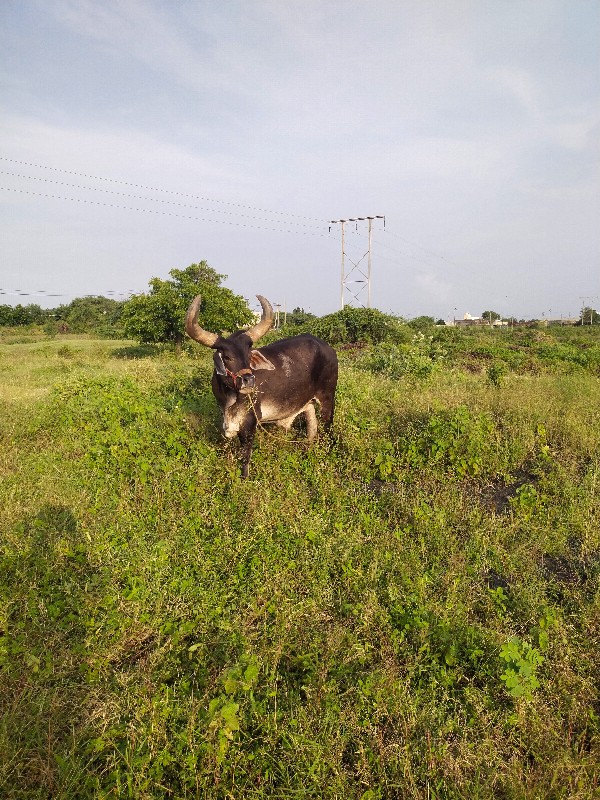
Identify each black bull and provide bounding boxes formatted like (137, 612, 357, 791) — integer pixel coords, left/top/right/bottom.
(185, 294, 338, 477)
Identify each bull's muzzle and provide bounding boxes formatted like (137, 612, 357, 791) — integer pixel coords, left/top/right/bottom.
(237, 373, 255, 393)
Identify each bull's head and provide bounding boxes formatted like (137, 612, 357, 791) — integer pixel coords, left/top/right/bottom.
(185, 294, 276, 394)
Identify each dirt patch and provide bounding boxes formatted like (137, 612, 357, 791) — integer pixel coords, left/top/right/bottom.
(480, 469, 538, 514)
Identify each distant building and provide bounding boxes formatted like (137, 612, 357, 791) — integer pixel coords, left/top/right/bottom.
(449, 313, 579, 328)
(453, 313, 489, 327)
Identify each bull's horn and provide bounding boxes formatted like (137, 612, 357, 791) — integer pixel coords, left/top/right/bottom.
(185, 295, 219, 347)
(244, 295, 274, 343)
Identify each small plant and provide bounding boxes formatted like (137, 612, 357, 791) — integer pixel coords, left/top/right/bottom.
(509, 483, 539, 516)
(499, 637, 544, 699)
(373, 440, 395, 480)
(487, 585, 510, 617)
(401, 406, 497, 478)
(205, 656, 260, 764)
(57, 344, 79, 359)
(487, 361, 507, 387)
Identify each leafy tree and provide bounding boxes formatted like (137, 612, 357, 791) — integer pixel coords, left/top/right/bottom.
(577, 306, 599, 325)
(0, 303, 46, 326)
(0, 305, 14, 325)
(286, 307, 317, 328)
(408, 315, 436, 331)
(122, 262, 253, 350)
(52, 296, 125, 334)
(482, 310, 501, 324)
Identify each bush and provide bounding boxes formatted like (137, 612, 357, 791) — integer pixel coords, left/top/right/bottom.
(310, 307, 409, 345)
(358, 334, 447, 380)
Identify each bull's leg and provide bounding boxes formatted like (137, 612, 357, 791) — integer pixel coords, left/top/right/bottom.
(237, 415, 257, 478)
(316, 389, 336, 433)
(304, 403, 318, 442)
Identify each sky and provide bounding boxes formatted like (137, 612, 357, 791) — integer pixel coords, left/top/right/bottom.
(1, 0, 599, 321)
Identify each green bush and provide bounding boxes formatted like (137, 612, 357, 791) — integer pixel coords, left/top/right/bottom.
(358, 334, 446, 380)
(309, 307, 409, 345)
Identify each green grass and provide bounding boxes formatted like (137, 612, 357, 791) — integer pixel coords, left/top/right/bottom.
(1, 332, 599, 799)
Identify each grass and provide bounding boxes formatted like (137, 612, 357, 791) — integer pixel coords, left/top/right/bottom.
(1, 329, 599, 799)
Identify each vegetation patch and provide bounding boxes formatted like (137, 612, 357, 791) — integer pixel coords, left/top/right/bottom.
(1, 324, 599, 799)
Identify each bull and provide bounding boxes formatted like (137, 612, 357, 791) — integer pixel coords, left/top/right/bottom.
(185, 294, 338, 477)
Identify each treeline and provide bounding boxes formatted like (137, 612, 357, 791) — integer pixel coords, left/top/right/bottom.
(2, 257, 598, 342)
(0, 296, 125, 336)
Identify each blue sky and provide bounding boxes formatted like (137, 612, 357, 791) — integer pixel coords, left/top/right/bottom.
(1, 0, 599, 320)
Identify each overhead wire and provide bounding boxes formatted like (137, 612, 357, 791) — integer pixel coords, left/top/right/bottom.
(1, 186, 331, 236)
(0, 157, 327, 223)
(2, 156, 497, 309)
(0, 288, 133, 301)
(0, 170, 324, 230)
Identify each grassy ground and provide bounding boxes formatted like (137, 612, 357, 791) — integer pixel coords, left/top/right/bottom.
(1, 330, 599, 799)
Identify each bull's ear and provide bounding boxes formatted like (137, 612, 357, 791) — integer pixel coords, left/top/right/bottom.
(250, 350, 276, 370)
(214, 351, 227, 376)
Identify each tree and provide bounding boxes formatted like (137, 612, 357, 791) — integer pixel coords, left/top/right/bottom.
(481, 310, 501, 324)
(52, 296, 125, 333)
(0, 305, 14, 325)
(285, 307, 317, 328)
(408, 315, 436, 331)
(0, 303, 46, 326)
(121, 262, 254, 350)
(577, 306, 599, 325)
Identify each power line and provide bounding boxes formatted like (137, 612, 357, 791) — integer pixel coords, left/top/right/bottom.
(0, 289, 133, 300)
(0, 171, 321, 229)
(373, 232, 462, 269)
(0, 186, 330, 237)
(0, 157, 327, 223)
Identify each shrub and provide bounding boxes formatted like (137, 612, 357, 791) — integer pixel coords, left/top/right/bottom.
(358, 334, 446, 381)
(310, 307, 409, 345)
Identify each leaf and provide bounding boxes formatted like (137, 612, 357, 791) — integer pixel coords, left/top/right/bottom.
(220, 702, 240, 732)
(244, 660, 260, 685)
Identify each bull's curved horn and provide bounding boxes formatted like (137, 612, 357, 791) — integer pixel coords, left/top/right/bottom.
(244, 295, 274, 343)
(185, 295, 219, 347)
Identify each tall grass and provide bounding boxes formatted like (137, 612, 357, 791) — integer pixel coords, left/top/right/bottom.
(1, 333, 599, 799)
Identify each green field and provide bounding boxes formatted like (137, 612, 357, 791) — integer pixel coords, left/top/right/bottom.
(1, 327, 599, 799)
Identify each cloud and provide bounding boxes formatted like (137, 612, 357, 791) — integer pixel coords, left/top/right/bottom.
(2, 1, 599, 319)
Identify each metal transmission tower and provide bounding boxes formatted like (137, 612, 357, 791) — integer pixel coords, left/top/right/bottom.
(329, 216, 385, 309)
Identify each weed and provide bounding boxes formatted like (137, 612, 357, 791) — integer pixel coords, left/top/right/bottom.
(499, 637, 544, 700)
(400, 405, 498, 479)
(487, 361, 507, 387)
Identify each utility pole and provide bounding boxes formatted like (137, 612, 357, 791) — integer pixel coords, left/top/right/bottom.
(330, 216, 385, 309)
(340, 220, 345, 310)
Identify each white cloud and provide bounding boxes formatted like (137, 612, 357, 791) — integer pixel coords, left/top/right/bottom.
(1, 1, 599, 318)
